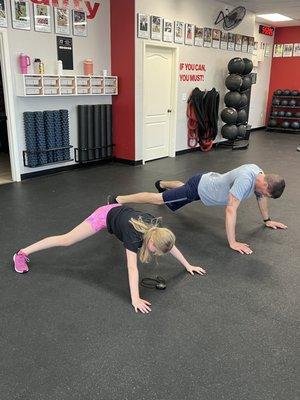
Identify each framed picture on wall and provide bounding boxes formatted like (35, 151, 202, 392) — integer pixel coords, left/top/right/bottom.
(235, 34, 242, 51)
(33, 3, 51, 33)
(185, 23, 194, 45)
(273, 44, 283, 57)
(242, 36, 248, 52)
(194, 27, 203, 47)
(283, 43, 293, 57)
(73, 10, 87, 37)
(293, 43, 300, 57)
(150, 15, 162, 40)
(137, 13, 149, 39)
(265, 44, 271, 57)
(163, 19, 173, 42)
(203, 27, 212, 47)
(0, 0, 8, 28)
(174, 21, 184, 44)
(227, 33, 235, 51)
(248, 37, 254, 53)
(212, 29, 220, 48)
(54, 7, 70, 35)
(220, 31, 228, 50)
(11, 0, 30, 30)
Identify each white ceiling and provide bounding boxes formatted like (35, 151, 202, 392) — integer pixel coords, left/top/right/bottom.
(224, 0, 300, 26)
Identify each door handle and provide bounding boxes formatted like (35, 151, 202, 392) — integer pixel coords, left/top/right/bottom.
(167, 109, 172, 113)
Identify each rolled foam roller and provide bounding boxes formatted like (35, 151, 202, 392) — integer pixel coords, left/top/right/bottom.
(93, 105, 101, 160)
(87, 105, 95, 160)
(78, 105, 88, 162)
(53, 110, 63, 161)
(60, 109, 70, 160)
(35, 111, 48, 165)
(100, 105, 107, 158)
(24, 112, 38, 167)
(44, 111, 56, 163)
(106, 105, 112, 158)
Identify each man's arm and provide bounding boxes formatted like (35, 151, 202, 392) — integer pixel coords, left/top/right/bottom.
(256, 196, 287, 230)
(126, 249, 151, 313)
(170, 245, 206, 275)
(225, 194, 253, 255)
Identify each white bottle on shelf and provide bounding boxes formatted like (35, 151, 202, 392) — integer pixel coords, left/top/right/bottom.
(56, 60, 63, 75)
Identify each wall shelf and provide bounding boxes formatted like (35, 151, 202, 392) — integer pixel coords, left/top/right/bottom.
(17, 74, 118, 97)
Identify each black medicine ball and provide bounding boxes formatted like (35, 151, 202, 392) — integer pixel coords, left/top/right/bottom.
(291, 90, 298, 96)
(289, 99, 297, 106)
(285, 112, 293, 117)
(221, 124, 238, 140)
(281, 100, 288, 106)
(240, 75, 252, 91)
(237, 124, 247, 138)
(282, 121, 290, 128)
(224, 91, 242, 108)
(242, 58, 253, 75)
(271, 111, 278, 117)
(228, 57, 245, 74)
(269, 119, 277, 127)
(291, 121, 300, 129)
(272, 98, 280, 106)
(239, 93, 248, 108)
(278, 111, 285, 117)
(295, 112, 300, 118)
(221, 107, 238, 124)
(283, 89, 290, 96)
(236, 109, 247, 124)
(225, 74, 243, 91)
(274, 89, 283, 96)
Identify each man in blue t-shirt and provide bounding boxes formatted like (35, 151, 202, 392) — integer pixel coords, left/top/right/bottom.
(110, 164, 287, 255)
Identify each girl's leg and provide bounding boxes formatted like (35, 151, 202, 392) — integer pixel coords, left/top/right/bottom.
(21, 221, 95, 256)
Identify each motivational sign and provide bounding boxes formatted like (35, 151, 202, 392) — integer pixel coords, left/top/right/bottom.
(31, 0, 100, 19)
(179, 63, 206, 82)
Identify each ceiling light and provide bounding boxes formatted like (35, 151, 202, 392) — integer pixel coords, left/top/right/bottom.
(257, 13, 293, 22)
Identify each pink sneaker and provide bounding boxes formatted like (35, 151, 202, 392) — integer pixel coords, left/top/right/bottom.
(13, 251, 29, 273)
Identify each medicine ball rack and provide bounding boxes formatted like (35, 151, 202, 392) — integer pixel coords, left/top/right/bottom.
(23, 146, 73, 167)
(74, 144, 115, 164)
(267, 92, 300, 134)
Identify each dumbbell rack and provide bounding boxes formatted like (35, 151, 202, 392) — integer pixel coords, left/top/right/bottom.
(267, 93, 300, 134)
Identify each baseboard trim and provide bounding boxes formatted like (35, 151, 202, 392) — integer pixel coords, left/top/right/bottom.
(21, 158, 114, 180)
(176, 148, 199, 156)
(251, 126, 266, 131)
(114, 158, 143, 166)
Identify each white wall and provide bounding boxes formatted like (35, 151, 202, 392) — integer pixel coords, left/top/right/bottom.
(248, 23, 274, 128)
(1, 0, 111, 177)
(135, 0, 268, 159)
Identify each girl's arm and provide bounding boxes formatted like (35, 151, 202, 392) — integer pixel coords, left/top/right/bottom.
(126, 249, 151, 314)
(170, 245, 206, 275)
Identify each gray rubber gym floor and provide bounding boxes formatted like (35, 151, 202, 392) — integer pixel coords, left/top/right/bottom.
(0, 131, 299, 400)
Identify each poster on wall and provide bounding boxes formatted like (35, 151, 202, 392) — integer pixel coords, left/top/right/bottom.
(11, 0, 30, 30)
(163, 19, 173, 42)
(220, 31, 228, 50)
(0, 0, 8, 27)
(283, 43, 293, 57)
(57, 36, 73, 69)
(253, 41, 258, 55)
(227, 33, 235, 51)
(235, 34, 242, 51)
(194, 26, 203, 47)
(242, 36, 248, 52)
(273, 44, 283, 57)
(73, 10, 87, 37)
(265, 44, 271, 57)
(54, 7, 70, 35)
(212, 29, 220, 48)
(248, 37, 254, 53)
(174, 21, 184, 44)
(203, 27, 212, 47)
(185, 23, 194, 45)
(33, 4, 51, 33)
(293, 43, 300, 57)
(150, 15, 162, 40)
(137, 13, 149, 39)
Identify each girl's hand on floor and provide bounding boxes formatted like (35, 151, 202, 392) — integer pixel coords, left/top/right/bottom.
(186, 265, 206, 276)
(132, 298, 152, 314)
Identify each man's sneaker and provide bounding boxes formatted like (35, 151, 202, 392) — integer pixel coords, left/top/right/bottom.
(107, 194, 119, 205)
(154, 180, 166, 193)
(13, 251, 29, 274)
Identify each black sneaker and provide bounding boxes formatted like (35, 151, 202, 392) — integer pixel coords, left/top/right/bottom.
(107, 194, 118, 204)
(154, 180, 166, 193)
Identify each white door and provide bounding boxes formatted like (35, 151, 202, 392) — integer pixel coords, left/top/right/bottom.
(143, 46, 174, 162)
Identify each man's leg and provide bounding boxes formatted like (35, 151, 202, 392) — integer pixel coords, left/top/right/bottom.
(116, 192, 164, 205)
(159, 180, 184, 190)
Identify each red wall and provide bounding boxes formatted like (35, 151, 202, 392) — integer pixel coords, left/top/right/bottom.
(266, 26, 300, 123)
(110, 0, 135, 160)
